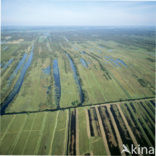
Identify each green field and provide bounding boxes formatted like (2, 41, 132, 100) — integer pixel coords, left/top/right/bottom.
(0, 26, 155, 155)
(0, 98, 155, 155)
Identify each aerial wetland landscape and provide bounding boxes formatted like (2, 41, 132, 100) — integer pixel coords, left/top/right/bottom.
(0, 26, 155, 155)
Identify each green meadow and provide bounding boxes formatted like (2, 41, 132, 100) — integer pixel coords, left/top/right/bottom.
(0, 26, 155, 155)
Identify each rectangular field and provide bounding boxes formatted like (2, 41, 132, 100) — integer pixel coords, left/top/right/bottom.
(0, 98, 155, 155)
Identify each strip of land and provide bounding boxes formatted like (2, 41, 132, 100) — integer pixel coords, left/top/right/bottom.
(2, 96, 154, 116)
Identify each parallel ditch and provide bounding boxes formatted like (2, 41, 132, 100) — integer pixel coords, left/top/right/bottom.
(0, 46, 34, 115)
(110, 105, 134, 155)
(67, 109, 76, 155)
(98, 106, 120, 155)
(88, 108, 101, 137)
(124, 104, 150, 147)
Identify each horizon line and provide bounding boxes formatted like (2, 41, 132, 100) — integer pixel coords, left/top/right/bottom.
(2, 25, 155, 27)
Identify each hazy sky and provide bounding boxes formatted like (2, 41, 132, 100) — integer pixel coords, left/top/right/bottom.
(2, 0, 156, 26)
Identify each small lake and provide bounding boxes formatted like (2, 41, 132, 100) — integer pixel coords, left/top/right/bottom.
(0, 46, 34, 114)
(53, 59, 61, 109)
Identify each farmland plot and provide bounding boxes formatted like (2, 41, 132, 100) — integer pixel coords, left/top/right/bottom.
(0, 27, 155, 155)
(0, 112, 62, 155)
(58, 54, 80, 108)
(120, 101, 155, 147)
(0, 98, 155, 155)
(5, 57, 53, 113)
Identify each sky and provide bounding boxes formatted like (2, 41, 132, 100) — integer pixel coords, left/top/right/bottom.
(1, 0, 156, 26)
